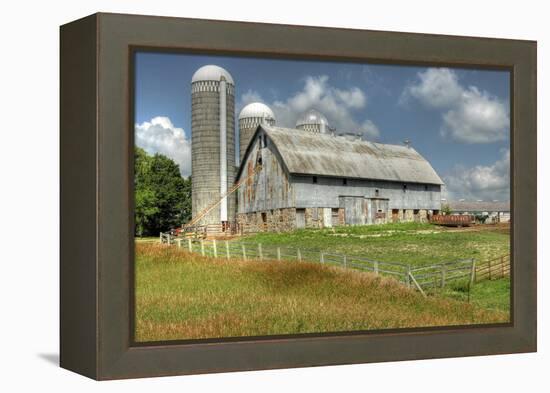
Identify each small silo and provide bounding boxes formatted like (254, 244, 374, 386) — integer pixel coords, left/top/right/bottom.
(191, 65, 236, 226)
(238, 102, 276, 162)
(296, 109, 331, 134)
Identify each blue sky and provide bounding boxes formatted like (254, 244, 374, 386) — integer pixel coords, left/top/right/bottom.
(134, 51, 510, 201)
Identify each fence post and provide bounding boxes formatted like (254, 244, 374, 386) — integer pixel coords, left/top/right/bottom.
(159, 233, 162, 243)
(176, 239, 182, 248)
(469, 259, 477, 286)
(225, 241, 230, 259)
(500, 255, 504, 278)
(258, 243, 263, 260)
(408, 271, 427, 298)
(441, 265, 446, 288)
(167, 233, 171, 245)
(406, 265, 411, 287)
(343, 255, 347, 268)
(277, 247, 281, 261)
(488, 258, 492, 280)
(188, 238, 192, 252)
(200, 240, 205, 256)
(320, 252, 324, 263)
(297, 249, 302, 262)
(242, 244, 247, 260)
(374, 261, 379, 275)
(213, 239, 217, 258)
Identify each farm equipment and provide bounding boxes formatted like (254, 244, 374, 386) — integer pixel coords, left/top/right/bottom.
(172, 164, 263, 237)
(430, 214, 474, 227)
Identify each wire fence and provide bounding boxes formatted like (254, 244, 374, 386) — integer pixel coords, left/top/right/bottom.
(159, 233, 509, 296)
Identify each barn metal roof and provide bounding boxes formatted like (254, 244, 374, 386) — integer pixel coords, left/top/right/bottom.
(239, 125, 444, 185)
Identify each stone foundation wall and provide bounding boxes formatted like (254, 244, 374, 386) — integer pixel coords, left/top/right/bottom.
(238, 206, 433, 233)
(237, 208, 297, 233)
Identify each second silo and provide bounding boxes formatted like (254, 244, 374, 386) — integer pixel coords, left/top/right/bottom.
(238, 102, 276, 163)
(191, 65, 236, 226)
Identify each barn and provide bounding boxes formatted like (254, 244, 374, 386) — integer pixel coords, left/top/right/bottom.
(189, 64, 444, 234)
(235, 124, 444, 232)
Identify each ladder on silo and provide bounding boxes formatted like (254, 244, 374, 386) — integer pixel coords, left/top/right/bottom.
(183, 164, 262, 229)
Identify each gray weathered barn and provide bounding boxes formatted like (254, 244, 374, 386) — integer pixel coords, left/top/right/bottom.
(235, 124, 443, 232)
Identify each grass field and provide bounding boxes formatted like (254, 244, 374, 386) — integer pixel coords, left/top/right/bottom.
(442, 278, 510, 313)
(135, 241, 510, 342)
(241, 222, 510, 267)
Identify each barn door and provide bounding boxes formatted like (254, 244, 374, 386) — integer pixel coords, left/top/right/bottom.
(296, 209, 306, 229)
(341, 197, 365, 225)
(323, 208, 332, 228)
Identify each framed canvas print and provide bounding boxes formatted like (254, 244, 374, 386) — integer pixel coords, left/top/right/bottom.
(60, 13, 537, 380)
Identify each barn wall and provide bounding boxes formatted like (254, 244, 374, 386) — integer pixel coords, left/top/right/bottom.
(237, 132, 294, 214)
(292, 175, 441, 211)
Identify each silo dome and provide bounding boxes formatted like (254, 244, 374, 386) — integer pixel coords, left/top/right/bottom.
(191, 64, 234, 84)
(238, 102, 276, 162)
(296, 109, 330, 134)
(238, 102, 276, 122)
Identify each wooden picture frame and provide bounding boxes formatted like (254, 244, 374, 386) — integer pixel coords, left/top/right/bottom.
(60, 12, 537, 380)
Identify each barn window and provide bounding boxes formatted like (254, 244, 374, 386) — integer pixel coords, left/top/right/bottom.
(375, 189, 379, 197)
(313, 176, 318, 184)
(424, 185, 428, 191)
(403, 184, 407, 192)
(343, 178, 348, 186)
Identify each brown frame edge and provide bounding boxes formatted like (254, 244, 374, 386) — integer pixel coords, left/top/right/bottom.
(60, 12, 536, 380)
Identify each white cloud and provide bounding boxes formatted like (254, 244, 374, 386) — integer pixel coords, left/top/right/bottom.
(238, 89, 263, 111)
(135, 116, 191, 177)
(441, 87, 509, 143)
(402, 68, 509, 144)
(239, 75, 380, 140)
(442, 149, 510, 201)
(403, 68, 463, 109)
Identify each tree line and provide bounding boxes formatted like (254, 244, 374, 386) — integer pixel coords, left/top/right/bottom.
(135, 147, 191, 236)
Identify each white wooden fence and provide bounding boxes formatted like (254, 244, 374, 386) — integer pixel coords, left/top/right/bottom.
(158, 233, 504, 296)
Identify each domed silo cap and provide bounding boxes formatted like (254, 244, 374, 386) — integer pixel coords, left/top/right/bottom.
(238, 102, 276, 121)
(296, 109, 330, 133)
(191, 65, 234, 84)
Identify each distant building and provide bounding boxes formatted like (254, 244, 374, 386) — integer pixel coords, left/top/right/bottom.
(447, 200, 510, 223)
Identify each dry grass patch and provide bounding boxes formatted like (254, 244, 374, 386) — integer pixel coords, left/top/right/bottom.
(135, 243, 508, 342)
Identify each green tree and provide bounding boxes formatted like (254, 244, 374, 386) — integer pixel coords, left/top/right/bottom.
(134, 147, 191, 236)
(441, 204, 452, 215)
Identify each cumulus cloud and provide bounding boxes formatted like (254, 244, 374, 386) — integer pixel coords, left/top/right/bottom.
(135, 116, 191, 177)
(239, 75, 380, 140)
(402, 68, 509, 144)
(238, 89, 263, 110)
(442, 149, 510, 201)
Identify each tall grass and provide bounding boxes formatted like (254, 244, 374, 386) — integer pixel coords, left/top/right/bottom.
(135, 243, 509, 342)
